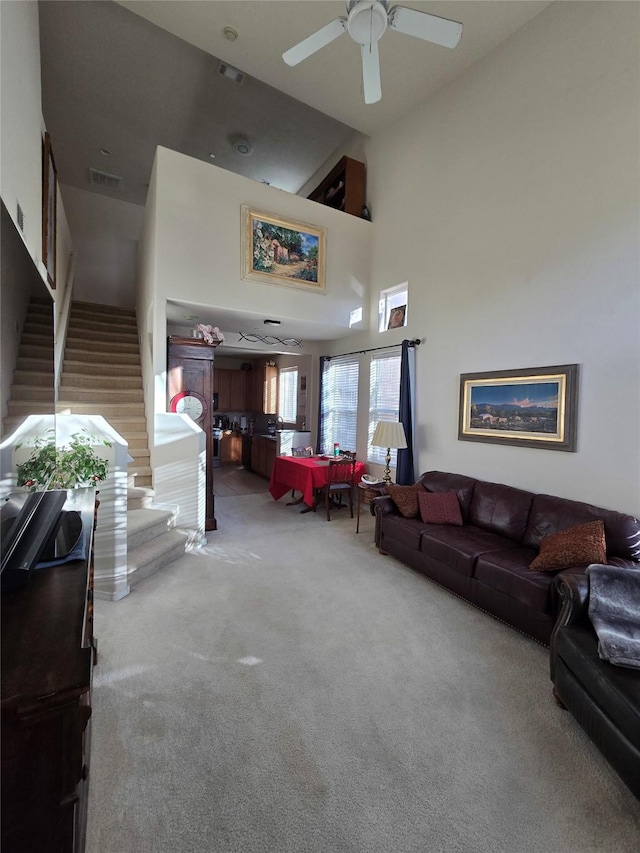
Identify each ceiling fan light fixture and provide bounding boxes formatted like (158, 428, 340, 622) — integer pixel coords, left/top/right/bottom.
(347, 1, 388, 45)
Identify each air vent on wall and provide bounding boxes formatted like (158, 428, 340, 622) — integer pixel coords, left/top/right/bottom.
(88, 168, 122, 191)
(218, 62, 245, 84)
(16, 203, 24, 233)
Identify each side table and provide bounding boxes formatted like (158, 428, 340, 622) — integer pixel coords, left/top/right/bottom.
(356, 481, 387, 533)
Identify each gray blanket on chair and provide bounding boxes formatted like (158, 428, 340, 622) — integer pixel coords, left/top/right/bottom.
(586, 564, 640, 669)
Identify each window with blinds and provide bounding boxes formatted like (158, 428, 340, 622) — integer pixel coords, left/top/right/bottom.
(278, 367, 298, 423)
(320, 355, 359, 454)
(368, 351, 402, 464)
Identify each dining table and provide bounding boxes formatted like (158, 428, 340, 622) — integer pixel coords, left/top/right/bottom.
(269, 455, 366, 512)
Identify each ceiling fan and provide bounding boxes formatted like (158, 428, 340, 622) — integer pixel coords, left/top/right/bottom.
(282, 0, 463, 105)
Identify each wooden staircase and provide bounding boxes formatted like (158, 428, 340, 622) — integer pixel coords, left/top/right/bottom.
(57, 301, 152, 487)
(3, 296, 55, 436)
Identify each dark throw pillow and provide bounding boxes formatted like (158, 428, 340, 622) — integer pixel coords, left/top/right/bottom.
(418, 490, 463, 526)
(385, 482, 424, 518)
(529, 520, 607, 572)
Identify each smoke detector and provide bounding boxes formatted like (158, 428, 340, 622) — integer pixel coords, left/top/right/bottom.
(231, 136, 253, 156)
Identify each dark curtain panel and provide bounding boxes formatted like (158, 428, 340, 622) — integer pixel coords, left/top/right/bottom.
(397, 340, 415, 485)
(316, 356, 328, 454)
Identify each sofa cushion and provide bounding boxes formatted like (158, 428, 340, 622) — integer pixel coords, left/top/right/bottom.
(420, 525, 519, 577)
(555, 624, 640, 751)
(418, 490, 463, 526)
(529, 520, 606, 572)
(475, 548, 555, 614)
(385, 482, 424, 518)
(468, 481, 534, 543)
(523, 494, 640, 561)
(419, 472, 477, 523)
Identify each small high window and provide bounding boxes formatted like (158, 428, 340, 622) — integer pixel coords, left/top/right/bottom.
(379, 283, 408, 332)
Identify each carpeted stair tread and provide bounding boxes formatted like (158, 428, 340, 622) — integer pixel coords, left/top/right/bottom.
(127, 507, 175, 550)
(56, 387, 144, 403)
(63, 360, 141, 376)
(127, 529, 186, 587)
(60, 373, 142, 389)
(63, 348, 141, 364)
(127, 485, 155, 510)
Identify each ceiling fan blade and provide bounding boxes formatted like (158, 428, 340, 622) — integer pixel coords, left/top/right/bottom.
(388, 6, 463, 49)
(361, 41, 381, 105)
(282, 17, 348, 66)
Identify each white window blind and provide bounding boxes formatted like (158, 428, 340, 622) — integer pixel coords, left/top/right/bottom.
(320, 355, 359, 454)
(278, 367, 298, 423)
(368, 351, 401, 465)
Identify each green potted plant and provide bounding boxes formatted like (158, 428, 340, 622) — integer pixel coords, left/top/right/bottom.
(16, 428, 112, 491)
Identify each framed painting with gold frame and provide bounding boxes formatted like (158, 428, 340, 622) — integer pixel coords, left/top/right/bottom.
(458, 364, 579, 451)
(241, 206, 326, 292)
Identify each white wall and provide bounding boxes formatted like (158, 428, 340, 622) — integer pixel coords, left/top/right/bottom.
(0, 0, 42, 262)
(139, 147, 372, 437)
(60, 185, 144, 308)
(357, 0, 639, 514)
(0, 0, 74, 421)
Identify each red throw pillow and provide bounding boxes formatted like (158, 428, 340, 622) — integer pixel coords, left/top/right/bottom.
(418, 490, 463, 525)
(385, 483, 424, 518)
(529, 520, 607, 572)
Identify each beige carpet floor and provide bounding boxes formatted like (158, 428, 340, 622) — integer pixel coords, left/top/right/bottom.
(86, 488, 640, 853)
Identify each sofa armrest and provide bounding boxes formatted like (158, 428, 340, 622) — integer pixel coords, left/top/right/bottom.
(549, 573, 590, 681)
(371, 495, 397, 550)
(556, 573, 590, 624)
(370, 494, 396, 518)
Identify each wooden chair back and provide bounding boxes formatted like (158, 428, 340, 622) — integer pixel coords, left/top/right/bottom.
(317, 453, 358, 520)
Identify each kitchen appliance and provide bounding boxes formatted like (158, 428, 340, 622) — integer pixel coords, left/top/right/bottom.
(240, 416, 248, 433)
(267, 419, 277, 436)
(212, 428, 222, 468)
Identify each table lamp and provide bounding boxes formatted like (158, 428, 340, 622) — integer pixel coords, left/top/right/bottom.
(372, 421, 407, 484)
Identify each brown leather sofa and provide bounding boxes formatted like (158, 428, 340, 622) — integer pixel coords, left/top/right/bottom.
(372, 471, 640, 645)
(551, 573, 640, 798)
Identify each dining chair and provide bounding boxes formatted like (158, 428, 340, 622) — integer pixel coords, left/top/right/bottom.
(315, 452, 358, 521)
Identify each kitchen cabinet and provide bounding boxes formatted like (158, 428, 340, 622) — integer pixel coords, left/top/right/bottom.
(214, 369, 247, 413)
(220, 433, 242, 465)
(251, 436, 277, 479)
(307, 156, 366, 218)
(229, 371, 246, 411)
(246, 362, 278, 414)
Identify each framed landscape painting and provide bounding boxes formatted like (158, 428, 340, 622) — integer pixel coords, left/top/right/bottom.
(241, 206, 326, 292)
(458, 364, 579, 451)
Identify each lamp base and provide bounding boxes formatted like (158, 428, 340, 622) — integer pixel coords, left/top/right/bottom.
(383, 447, 392, 483)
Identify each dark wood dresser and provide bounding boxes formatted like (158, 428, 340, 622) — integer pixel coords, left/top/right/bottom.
(1, 488, 97, 853)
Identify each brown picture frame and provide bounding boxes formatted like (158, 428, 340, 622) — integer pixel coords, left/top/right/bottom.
(458, 364, 579, 451)
(42, 132, 57, 289)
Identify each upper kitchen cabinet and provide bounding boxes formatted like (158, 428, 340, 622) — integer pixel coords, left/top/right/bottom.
(307, 156, 366, 218)
(213, 368, 247, 412)
(244, 361, 278, 415)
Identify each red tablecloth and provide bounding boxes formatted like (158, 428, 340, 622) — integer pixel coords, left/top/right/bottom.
(269, 456, 366, 508)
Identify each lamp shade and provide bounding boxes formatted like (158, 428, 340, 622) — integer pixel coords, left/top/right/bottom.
(372, 421, 407, 450)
